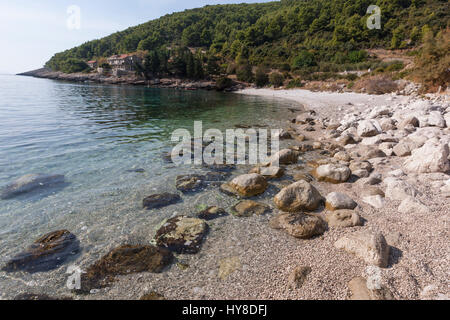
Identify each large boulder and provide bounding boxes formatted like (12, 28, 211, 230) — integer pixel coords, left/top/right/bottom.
(357, 120, 381, 137)
(335, 231, 390, 267)
(227, 173, 268, 197)
(1, 174, 65, 199)
(154, 216, 208, 254)
(325, 192, 357, 210)
(403, 140, 450, 173)
(314, 164, 351, 183)
(274, 180, 323, 212)
(2, 230, 80, 273)
(270, 213, 326, 239)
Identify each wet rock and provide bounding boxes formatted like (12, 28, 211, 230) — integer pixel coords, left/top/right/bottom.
(274, 180, 323, 212)
(1, 174, 65, 199)
(140, 292, 166, 300)
(219, 183, 238, 196)
(325, 210, 363, 228)
(403, 140, 450, 173)
(288, 266, 312, 289)
(277, 130, 293, 140)
(143, 193, 182, 209)
(270, 213, 326, 239)
(314, 164, 351, 183)
(270, 149, 299, 165)
(227, 173, 268, 197)
(293, 172, 314, 182)
(203, 171, 231, 182)
(78, 245, 173, 293)
(357, 120, 381, 137)
(335, 231, 390, 267)
(2, 230, 80, 273)
(176, 175, 204, 192)
(362, 195, 385, 209)
(249, 166, 284, 179)
(348, 277, 394, 300)
(325, 192, 357, 210)
(231, 200, 271, 217)
(197, 206, 227, 220)
(154, 216, 208, 254)
(218, 256, 241, 280)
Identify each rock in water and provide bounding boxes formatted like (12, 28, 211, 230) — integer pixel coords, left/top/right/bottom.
(1, 174, 65, 199)
(197, 206, 227, 220)
(175, 175, 204, 193)
(325, 192, 357, 210)
(270, 213, 326, 239)
(274, 180, 323, 212)
(288, 266, 312, 289)
(77, 245, 173, 293)
(227, 173, 268, 197)
(249, 166, 284, 179)
(143, 193, 181, 209)
(269, 149, 299, 165)
(335, 231, 390, 268)
(231, 200, 271, 217)
(2, 230, 80, 273)
(314, 164, 351, 183)
(154, 216, 208, 254)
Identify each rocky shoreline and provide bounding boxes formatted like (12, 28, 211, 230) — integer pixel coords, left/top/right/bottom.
(17, 68, 245, 91)
(1, 88, 449, 300)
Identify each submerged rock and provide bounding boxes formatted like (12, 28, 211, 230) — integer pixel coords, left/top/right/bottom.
(270, 149, 299, 165)
(77, 245, 173, 293)
(154, 216, 208, 254)
(270, 213, 326, 239)
(231, 200, 271, 217)
(2, 230, 80, 273)
(218, 256, 241, 280)
(175, 175, 204, 193)
(274, 180, 323, 212)
(288, 266, 312, 289)
(249, 166, 284, 179)
(1, 174, 65, 199)
(197, 206, 227, 220)
(143, 193, 181, 209)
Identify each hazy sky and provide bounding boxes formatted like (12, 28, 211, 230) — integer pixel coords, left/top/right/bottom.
(0, 0, 274, 74)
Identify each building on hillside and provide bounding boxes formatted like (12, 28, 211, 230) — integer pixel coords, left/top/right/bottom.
(107, 54, 141, 72)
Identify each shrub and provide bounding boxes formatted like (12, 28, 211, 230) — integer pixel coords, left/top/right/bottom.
(269, 72, 284, 87)
(291, 51, 316, 69)
(255, 67, 269, 87)
(236, 63, 254, 82)
(216, 77, 234, 91)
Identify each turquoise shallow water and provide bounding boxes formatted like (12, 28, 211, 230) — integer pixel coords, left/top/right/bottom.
(0, 74, 302, 297)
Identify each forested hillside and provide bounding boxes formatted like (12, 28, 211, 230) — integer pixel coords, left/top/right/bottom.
(45, 0, 449, 89)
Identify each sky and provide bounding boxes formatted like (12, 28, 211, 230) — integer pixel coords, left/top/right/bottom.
(0, 0, 274, 74)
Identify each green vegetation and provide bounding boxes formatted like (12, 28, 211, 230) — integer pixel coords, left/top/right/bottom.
(45, 0, 449, 88)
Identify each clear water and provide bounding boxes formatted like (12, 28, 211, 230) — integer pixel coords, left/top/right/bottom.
(0, 75, 301, 297)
